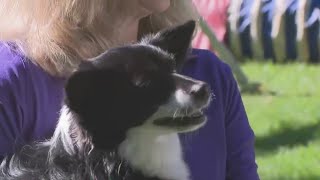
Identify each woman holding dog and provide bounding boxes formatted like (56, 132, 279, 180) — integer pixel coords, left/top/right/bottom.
(0, 0, 259, 179)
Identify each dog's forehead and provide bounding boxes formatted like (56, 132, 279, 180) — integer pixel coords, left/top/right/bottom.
(91, 45, 175, 69)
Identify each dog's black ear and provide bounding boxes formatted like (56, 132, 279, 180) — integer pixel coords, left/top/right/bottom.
(65, 70, 93, 113)
(65, 68, 130, 150)
(148, 20, 196, 70)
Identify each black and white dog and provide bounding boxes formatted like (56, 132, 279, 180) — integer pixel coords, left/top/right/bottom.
(0, 21, 211, 180)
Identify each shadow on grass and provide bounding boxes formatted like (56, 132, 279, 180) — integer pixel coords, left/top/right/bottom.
(255, 122, 320, 155)
(264, 175, 320, 180)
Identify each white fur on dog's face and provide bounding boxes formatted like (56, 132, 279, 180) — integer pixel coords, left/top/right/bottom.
(131, 73, 211, 134)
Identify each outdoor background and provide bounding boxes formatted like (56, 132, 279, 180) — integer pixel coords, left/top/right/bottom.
(192, 0, 320, 179)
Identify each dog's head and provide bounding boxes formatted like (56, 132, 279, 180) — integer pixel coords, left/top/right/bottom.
(65, 21, 211, 150)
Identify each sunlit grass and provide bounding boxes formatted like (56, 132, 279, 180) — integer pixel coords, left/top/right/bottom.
(242, 63, 320, 180)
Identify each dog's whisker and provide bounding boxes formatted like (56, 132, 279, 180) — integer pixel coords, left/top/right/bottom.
(88, 144, 94, 155)
(185, 106, 189, 116)
(210, 92, 216, 100)
(173, 109, 179, 118)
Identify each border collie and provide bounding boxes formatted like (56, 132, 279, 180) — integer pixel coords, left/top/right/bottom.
(0, 20, 212, 180)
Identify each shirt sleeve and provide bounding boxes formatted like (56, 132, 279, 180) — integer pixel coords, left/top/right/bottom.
(223, 65, 260, 180)
(0, 86, 24, 160)
(0, 51, 25, 160)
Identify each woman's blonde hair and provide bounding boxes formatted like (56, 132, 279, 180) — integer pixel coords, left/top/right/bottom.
(0, 0, 199, 77)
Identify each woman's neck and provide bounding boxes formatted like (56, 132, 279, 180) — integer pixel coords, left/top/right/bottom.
(115, 19, 140, 43)
(111, 3, 152, 44)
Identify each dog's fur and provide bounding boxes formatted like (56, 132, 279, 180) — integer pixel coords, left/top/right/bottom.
(0, 21, 211, 180)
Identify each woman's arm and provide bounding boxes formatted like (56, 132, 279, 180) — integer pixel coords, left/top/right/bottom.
(0, 89, 24, 160)
(223, 65, 259, 180)
(0, 46, 25, 160)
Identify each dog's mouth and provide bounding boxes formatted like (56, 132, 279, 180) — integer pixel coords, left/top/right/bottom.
(153, 110, 206, 129)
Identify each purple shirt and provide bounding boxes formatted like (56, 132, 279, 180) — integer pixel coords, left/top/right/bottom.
(0, 43, 259, 180)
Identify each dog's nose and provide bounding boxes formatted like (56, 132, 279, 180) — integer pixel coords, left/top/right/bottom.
(190, 83, 210, 101)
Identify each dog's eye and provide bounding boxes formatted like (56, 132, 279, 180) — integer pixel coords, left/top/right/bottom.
(132, 73, 151, 87)
(134, 78, 151, 87)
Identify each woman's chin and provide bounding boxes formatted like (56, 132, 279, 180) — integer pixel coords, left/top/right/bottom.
(139, 0, 171, 13)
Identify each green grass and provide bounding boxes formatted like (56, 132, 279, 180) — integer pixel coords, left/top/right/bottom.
(241, 63, 320, 180)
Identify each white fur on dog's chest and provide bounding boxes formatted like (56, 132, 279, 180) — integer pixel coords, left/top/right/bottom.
(118, 128, 190, 180)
